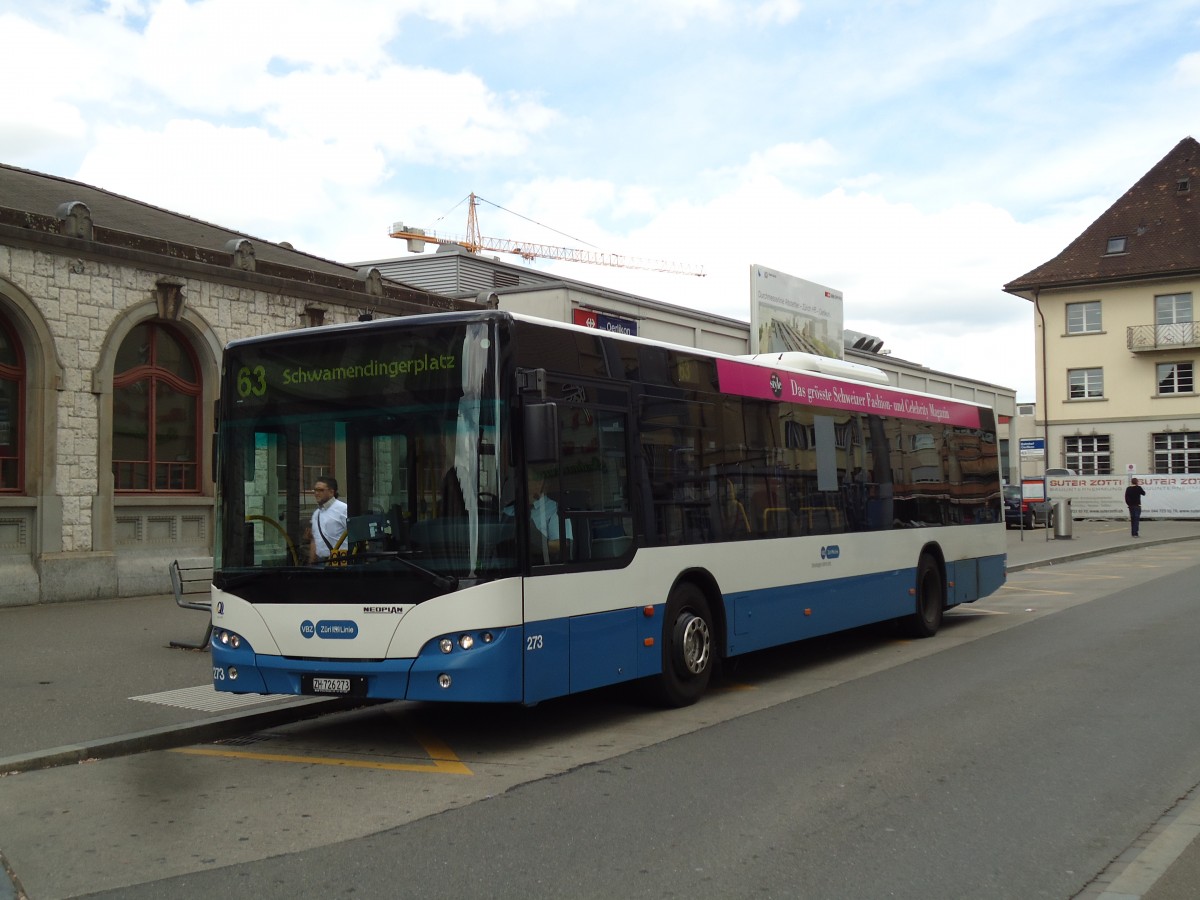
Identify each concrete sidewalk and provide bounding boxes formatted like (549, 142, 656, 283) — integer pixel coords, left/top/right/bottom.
(1004, 514, 1200, 571)
(1, 518, 1198, 898)
(0, 589, 351, 775)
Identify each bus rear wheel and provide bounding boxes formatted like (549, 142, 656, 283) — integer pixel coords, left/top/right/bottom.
(904, 553, 944, 639)
(651, 582, 714, 707)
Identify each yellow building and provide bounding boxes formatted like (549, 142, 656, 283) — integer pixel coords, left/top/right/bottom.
(1005, 137, 1200, 477)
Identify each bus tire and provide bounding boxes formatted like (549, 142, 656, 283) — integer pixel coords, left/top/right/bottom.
(904, 553, 944, 639)
(651, 582, 714, 707)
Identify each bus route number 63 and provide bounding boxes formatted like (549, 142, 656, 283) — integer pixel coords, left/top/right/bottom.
(237, 365, 267, 398)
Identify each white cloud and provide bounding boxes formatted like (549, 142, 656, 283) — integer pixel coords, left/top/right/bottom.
(77, 120, 385, 242)
(748, 0, 804, 26)
(4, 0, 1199, 405)
(259, 65, 558, 160)
(484, 155, 1073, 399)
(408, 0, 581, 32)
(0, 13, 122, 157)
(1174, 50, 1200, 85)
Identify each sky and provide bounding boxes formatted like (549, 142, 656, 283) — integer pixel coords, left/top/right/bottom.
(3, 0, 1200, 401)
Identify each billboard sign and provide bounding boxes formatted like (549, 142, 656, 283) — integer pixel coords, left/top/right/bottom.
(749, 265, 843, 359)
(1048, 474, 1200, 519)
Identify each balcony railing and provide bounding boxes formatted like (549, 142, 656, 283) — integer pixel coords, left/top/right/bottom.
(1127, 321, 1198, 351)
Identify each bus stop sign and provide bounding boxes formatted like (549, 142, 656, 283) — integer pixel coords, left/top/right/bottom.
(1019, 438, 1045, 460)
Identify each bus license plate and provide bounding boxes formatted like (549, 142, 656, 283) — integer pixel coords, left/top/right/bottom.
(301, 674, 366, 696)
(307, 676, 351, 694)
(309, 676, 348, 696)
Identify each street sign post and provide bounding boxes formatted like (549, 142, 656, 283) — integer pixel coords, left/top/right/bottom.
(1019, 438, 1045, 460)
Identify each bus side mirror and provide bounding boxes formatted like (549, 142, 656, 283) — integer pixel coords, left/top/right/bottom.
(524, 402, 559, 464)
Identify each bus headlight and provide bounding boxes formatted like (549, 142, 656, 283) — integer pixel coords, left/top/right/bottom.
(438, 674, 452, 689)
(218, 631, 242, 649)
(439, 638, 454, 654)
(458, 634, 475, 650)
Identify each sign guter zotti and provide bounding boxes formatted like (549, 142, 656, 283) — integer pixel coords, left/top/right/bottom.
(1048, 475, 1200, 519)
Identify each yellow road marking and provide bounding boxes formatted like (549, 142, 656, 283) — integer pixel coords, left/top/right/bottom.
(1000, 584, 1071, 596)
(713, 682, 756, 692)
(948, 607, 1007, 615)
(172, 730, 472, 775)
(1014, 571, 1122, 580)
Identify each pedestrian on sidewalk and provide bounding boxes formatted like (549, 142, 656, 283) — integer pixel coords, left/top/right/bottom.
(1125, 477, 1146, 537)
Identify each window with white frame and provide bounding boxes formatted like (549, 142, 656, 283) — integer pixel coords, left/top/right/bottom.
(1157, 361, 1195, 395)
(1064, 435, 1111, 475)
(1066, 301, 1102, 334)
(1067, 368, 1103, 400)
(1153, 432, 1200, 474)
(1155, 292, 1193, 325)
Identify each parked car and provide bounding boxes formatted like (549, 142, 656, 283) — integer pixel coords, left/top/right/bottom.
(1044, 468, 1076, 477)
(1004, 485, 1053, 529)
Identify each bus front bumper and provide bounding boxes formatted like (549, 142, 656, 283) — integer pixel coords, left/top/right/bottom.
(210, 625, 524, 703)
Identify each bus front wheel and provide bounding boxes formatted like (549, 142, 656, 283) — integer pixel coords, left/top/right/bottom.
(904, 553, 944, 639)
(651, 582, 714, 707)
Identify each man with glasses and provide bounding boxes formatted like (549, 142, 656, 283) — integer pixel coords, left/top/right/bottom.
(307, 475, 348, 564)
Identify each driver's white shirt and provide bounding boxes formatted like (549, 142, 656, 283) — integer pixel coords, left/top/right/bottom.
(311, 497, 348, 559)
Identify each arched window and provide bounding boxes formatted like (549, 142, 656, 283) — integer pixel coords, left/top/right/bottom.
(0, 312, 23, 492)
(112, 323, 201, 492)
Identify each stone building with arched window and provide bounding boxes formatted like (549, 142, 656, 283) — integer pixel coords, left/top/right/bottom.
(0, 164, 459, 605)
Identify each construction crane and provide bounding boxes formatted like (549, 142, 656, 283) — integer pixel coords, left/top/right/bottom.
(389, 193, 705, 277)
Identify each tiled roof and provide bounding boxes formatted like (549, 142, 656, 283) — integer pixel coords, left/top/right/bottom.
(1004, 136, 1200, 298)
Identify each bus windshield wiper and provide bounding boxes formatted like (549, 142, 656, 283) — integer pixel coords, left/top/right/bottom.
(219, 558, 456, 591)
(214, 571, 271, 589)
(355, 551, 458, 591)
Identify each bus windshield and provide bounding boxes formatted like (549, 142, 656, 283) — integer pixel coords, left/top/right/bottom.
(215, 318, 514, 599)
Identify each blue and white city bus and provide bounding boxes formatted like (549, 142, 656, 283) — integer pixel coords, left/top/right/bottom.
(211, 310, 1005, 707)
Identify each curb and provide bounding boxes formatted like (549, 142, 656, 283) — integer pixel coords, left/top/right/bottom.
(0, 849, 25, 900)
(1007, 533, 1200, 573)
(0, 696, 357, 777)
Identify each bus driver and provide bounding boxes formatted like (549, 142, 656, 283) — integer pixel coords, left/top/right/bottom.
(307, 475, 348, 564)
(503, 471, 571, 563)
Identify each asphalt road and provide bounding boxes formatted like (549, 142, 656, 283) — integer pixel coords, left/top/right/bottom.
(3, 541, 1198, 898)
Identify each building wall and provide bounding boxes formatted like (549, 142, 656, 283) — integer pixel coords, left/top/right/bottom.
(498, 286, 751, 357)
(0, 238, 440, 606)
(1033, 275, 1200, 474)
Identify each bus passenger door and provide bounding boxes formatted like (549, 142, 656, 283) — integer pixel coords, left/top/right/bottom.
(522, 378, 637, 702)
(531, 383, 635, 568)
